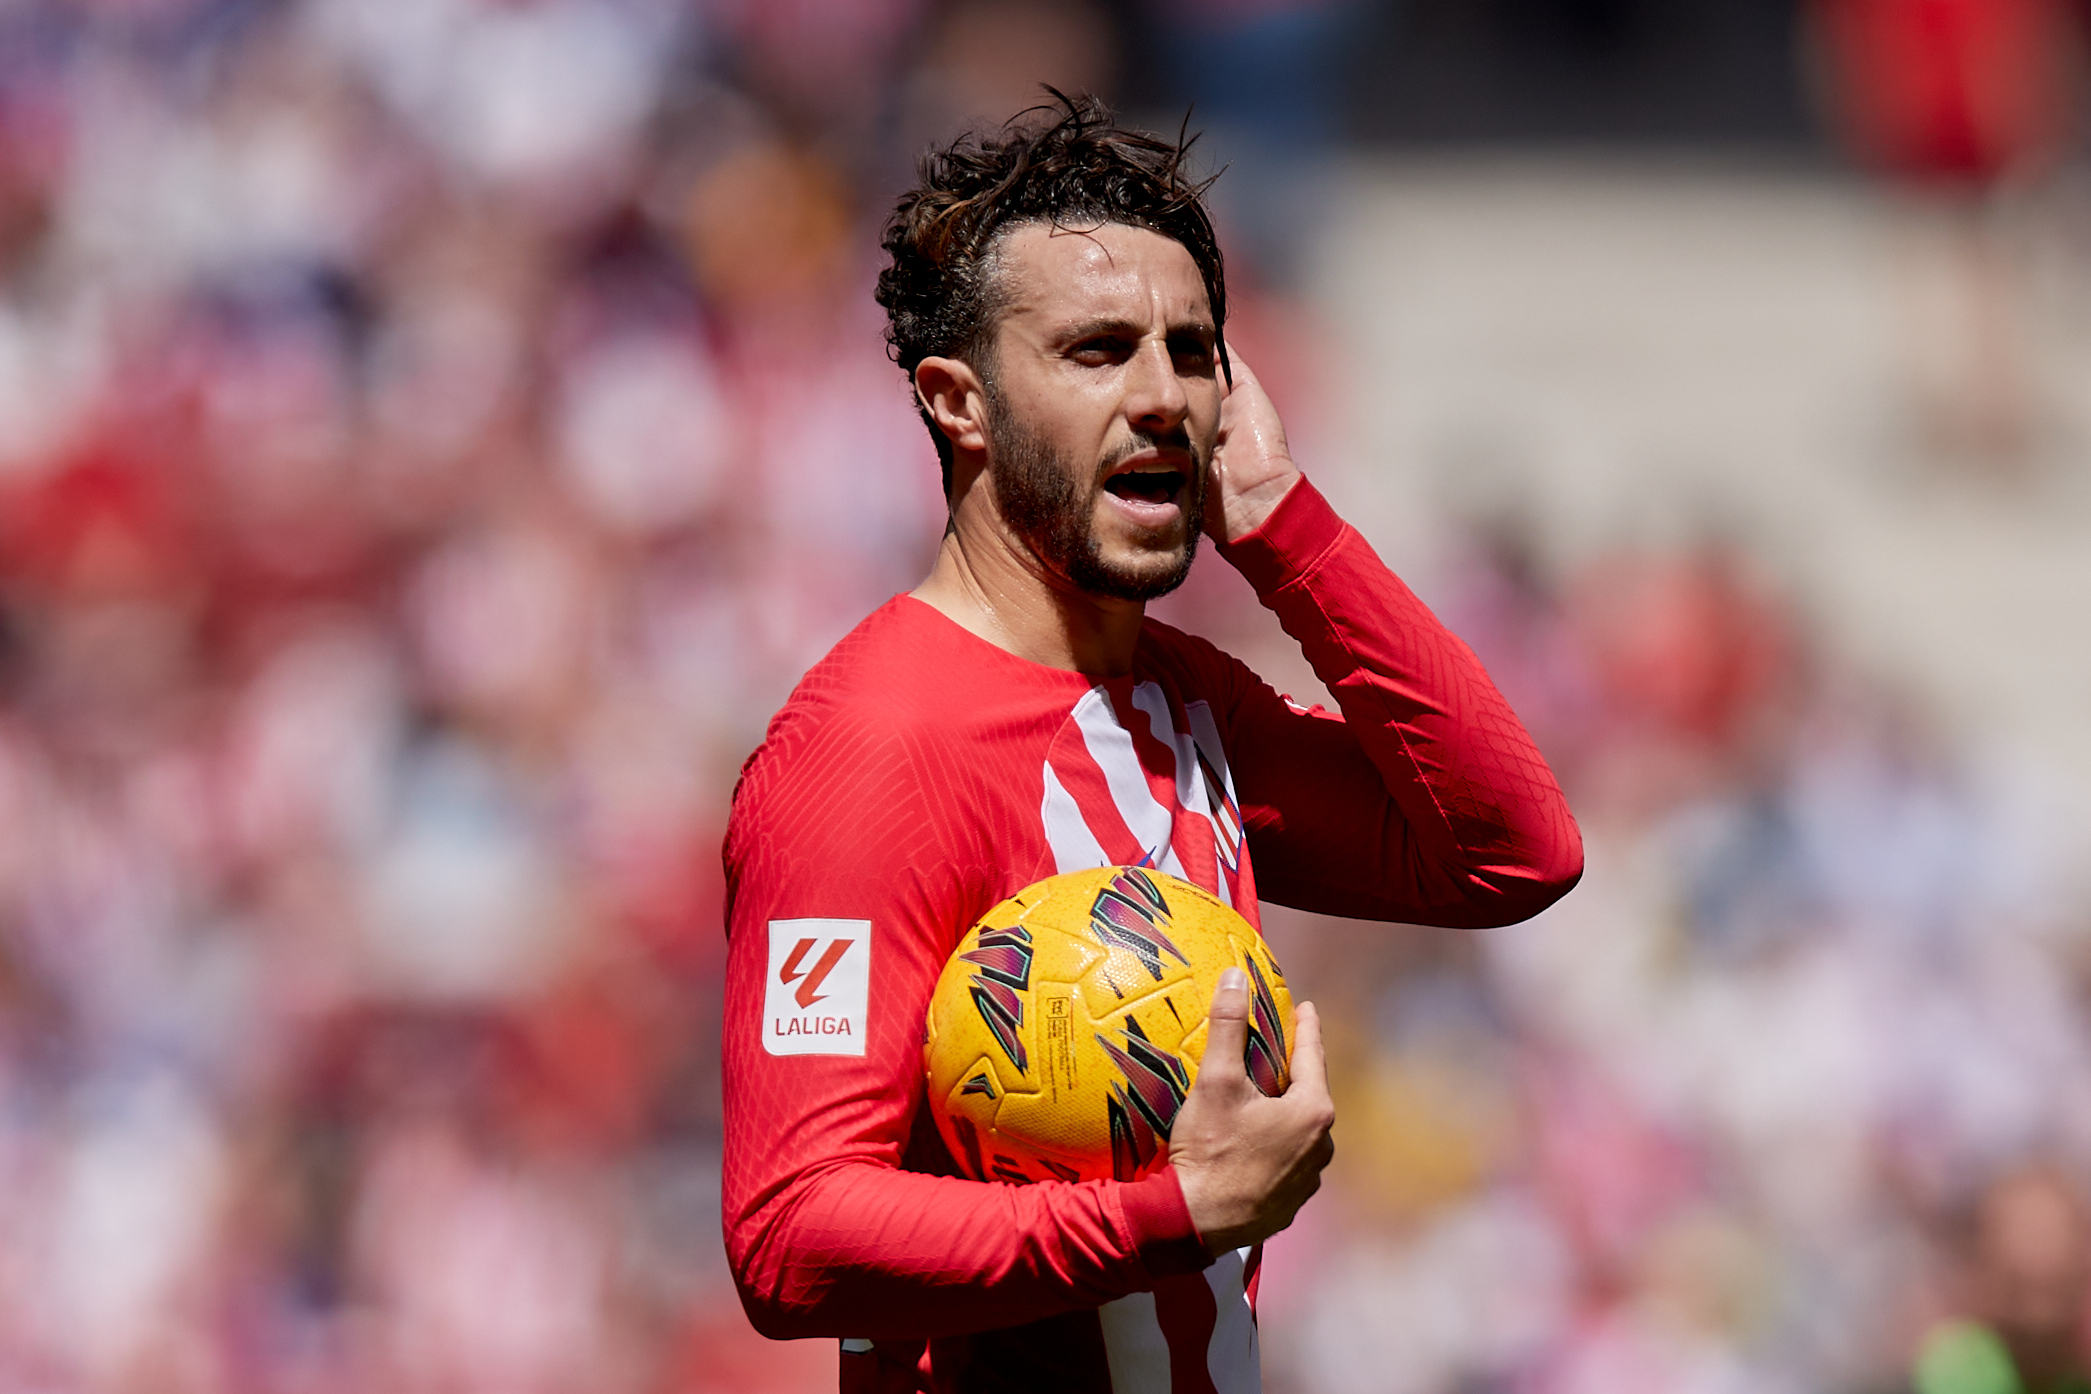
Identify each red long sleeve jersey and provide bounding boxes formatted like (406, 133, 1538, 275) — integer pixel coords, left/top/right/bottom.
(722, 480, 1582, 1394)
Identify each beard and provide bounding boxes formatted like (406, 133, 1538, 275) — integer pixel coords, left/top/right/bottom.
(988, 406, 1203, 603)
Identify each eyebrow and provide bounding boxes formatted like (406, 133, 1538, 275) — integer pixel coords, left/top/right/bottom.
(1055, 315, 1217, 345)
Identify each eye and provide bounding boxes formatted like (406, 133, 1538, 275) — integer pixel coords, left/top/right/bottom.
(1169, 334, 1215, 371)
(1069, 335, 1132, 365)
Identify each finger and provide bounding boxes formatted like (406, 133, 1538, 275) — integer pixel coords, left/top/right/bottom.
(1194, 966, 1251, 1095)
(1286, 1001, 1329, 1101)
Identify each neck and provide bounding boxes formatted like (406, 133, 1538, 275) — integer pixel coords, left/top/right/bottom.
(911, 498, 1147, 678)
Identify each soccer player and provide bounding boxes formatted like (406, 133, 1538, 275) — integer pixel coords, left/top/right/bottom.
(722, 96, 1582, 1394)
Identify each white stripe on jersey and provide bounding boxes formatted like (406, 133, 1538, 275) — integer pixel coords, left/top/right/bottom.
(1097, 1291, 1171, 1394)
(1206, 1247, 1262, 1394)
(1040, 760, 1112, 873)
(1184, 699, 1244, 901)
(1131, 682, 1208, 824)
(1182, 701, 1242, 826)
(1070, 687, 1188, 881)
(1132, 681, 1234, 908)
(1041, 688, 1262, 1394)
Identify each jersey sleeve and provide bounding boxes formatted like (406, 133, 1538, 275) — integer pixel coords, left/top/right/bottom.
(1211, 478, 1583, 926)
(719, 705, 1210, 1341)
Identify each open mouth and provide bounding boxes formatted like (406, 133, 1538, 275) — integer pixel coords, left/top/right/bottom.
(1103, 469, 1186, 505)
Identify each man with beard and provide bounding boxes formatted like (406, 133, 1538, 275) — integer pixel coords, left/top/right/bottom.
(721, 96, 1582, 1394)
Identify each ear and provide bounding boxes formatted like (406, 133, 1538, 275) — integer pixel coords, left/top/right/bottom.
(914, 356, 989, 456)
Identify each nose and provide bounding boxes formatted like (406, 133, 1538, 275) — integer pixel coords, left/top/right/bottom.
(1124, 337, 1188, 436)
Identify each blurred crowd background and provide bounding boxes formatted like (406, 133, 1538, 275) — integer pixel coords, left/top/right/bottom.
(2, 1, 2090, 1391)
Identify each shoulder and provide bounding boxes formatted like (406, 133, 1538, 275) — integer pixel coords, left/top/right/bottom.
(734, 602, 939, 805)
(727, 598, 1014, 862)
(724, 599, 1051, 930)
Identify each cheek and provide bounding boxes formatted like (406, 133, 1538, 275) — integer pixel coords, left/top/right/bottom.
(1040, 395, 1123, 459)
(1191, 391, 1223, 450)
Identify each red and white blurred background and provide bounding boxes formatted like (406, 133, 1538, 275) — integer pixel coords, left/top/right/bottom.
(1, 2, 2089, 1391)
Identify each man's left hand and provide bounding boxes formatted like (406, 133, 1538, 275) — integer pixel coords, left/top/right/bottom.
(1205, 344, 1300, 544)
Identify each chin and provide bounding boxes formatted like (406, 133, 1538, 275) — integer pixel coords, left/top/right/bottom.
(1070, 538, 1199, 602)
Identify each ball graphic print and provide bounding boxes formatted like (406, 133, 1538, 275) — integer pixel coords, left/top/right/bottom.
(923, 866, 1294, 1186)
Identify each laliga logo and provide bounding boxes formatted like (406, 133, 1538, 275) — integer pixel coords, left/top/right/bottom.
(778, 936, 853, 1009)
(763, 919, 871, 1057)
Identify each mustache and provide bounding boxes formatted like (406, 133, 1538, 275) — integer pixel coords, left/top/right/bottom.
(1098, 427, 1201, 475)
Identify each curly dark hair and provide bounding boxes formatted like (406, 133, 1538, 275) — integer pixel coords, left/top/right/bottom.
(875, 91, 1229, 495)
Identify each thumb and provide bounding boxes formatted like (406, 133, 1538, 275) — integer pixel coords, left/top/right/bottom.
(1194, 966, 1252, 1097)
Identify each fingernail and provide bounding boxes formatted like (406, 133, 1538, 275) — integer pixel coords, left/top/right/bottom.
(1220, 967, 1246, 991)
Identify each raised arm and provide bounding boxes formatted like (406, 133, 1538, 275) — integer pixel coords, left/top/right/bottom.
(1202, 352, 1583, 926)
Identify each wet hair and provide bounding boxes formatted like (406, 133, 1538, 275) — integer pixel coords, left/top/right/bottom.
(875, 91, 1229, 495)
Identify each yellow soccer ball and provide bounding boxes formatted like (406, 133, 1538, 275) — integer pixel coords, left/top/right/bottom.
(923, 866, 1294, 1186)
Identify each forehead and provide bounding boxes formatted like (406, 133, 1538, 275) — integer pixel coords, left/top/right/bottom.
(993, 221, 1212, 328)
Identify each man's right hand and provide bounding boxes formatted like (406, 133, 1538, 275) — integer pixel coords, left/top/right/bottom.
(1167, 967, 1336, 1258)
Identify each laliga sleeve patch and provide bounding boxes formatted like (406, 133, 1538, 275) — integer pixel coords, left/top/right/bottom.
(762, 919, 871, 1056)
